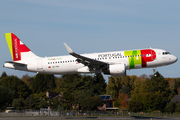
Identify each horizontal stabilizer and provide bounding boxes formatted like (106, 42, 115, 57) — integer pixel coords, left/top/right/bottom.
(5, 61, 27, 66)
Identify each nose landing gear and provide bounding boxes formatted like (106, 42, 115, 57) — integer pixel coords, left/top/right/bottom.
(153, 67, 157, 77)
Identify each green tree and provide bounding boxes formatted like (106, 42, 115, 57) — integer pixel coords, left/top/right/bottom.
(121, 85, 129, 95)
(94, 74, 106, 94)
(12, 98, 25, 110)
(30, 73, 56, 93)
(106, 76, 134, 99)
(21, 74, 32, 86)
(106, 76, 121, 99)
(141, 93, 164, 112)
(130, 72, 171, 112)
(80, 96, 102, 111)
(0, 85, 13, 110)
(39, 99, 48, 108)
(24, 92, 48, 109)
(52, 77, 64, 93)
(164, 102, 175, 113)
(175, 103, 180, 112)
(127, 101, 143, 112)
(59, 74, 106, 110)
(172, 78, 180, 95)
(24, 94, 40, 109)
(63, 91, 74, 110)
(1, 71, 7, 78)
(0, 75, 31, 99)
(50, 97, 63, 111)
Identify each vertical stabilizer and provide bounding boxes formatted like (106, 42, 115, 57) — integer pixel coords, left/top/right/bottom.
(4, 33, 39, 61)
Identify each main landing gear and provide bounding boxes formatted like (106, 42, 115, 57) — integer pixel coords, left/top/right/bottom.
(93, 74, 98, 81)
(93, 69, 100, 81)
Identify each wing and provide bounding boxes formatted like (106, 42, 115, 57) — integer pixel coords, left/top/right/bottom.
(64, 43, 107, 69)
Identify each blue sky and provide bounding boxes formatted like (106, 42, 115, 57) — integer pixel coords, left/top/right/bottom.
(0, 0, 179, 81)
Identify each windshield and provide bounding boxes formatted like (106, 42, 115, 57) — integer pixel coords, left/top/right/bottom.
(162, 52, 171, 55)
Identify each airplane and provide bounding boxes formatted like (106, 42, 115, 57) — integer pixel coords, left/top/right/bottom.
(3, 33, 178, 80)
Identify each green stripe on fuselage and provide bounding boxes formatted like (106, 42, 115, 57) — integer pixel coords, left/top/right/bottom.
(124, 50, 142, 68)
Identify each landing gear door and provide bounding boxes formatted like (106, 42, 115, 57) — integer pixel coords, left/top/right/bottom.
(37, 59, 43, 70)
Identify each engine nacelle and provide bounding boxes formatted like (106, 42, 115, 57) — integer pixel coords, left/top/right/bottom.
(103, 64, 126, 77)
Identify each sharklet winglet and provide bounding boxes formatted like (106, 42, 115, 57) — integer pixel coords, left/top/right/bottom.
(64, 43, 74, 54)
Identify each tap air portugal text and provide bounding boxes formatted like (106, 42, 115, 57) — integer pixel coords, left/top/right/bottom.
(3, 33, 178, 79)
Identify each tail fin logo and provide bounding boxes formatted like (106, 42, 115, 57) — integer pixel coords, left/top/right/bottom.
(5, 33, 30, 61)
(13, 37, 20, 60)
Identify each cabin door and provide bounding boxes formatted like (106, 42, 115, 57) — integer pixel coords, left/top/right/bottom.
(37, 59, 43, 70)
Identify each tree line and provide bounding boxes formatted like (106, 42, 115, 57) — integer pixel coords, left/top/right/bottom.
(0, 71, 180, 113)
(0, 72, 105, 111)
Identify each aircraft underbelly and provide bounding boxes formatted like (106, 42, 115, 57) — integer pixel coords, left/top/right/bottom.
(43, 63, 83, 74)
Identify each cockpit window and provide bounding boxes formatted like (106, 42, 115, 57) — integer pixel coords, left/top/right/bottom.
(162, 52, 171, 55)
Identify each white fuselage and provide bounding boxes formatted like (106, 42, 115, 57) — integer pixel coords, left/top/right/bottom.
(4, 48, 177, 75)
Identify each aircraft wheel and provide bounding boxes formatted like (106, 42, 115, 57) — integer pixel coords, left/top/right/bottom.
(154, 73, 157, 77)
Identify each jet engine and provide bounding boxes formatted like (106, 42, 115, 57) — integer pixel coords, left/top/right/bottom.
(103, 64, 126, 77)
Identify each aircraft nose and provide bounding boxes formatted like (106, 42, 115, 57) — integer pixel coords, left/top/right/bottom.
(172, 55, 178, 63)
